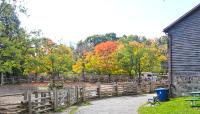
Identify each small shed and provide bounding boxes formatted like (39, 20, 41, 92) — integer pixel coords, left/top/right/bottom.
(164, 3, 200, 96)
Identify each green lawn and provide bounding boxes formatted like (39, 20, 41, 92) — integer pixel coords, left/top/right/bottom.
(138, 97, 200, 114)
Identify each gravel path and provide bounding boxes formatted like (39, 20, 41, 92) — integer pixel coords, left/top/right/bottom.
(58, 94, 154, 114)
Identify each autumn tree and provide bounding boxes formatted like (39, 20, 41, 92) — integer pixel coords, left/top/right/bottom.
(143, 41, 162, 73)
(156, 36, 168, 74)
(94, 41, 118, 82)
(73, 52, 101, 75)
(74, 40, 88, 81)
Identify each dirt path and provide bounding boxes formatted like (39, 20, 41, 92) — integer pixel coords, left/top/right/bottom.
(56, 94, 155, 114)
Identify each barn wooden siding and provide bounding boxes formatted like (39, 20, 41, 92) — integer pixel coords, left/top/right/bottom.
(167, 7, 200, 96)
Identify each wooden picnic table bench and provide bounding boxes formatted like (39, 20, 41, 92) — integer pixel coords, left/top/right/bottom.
(186, 91, 200, 107)
(185, 98, 200, 107)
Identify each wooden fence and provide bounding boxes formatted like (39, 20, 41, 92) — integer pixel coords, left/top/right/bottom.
(140, 81, 169, 93)
(0, 82, 139, 114)
(0, 93, 27, 114)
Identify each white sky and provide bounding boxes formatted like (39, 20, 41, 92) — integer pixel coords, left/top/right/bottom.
(19, 0, 200, 44)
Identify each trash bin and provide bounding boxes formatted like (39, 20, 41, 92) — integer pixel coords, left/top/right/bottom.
(155, 88, 169, 101)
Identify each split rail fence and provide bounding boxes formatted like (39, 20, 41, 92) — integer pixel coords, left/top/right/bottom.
(0, 82, 139, 114)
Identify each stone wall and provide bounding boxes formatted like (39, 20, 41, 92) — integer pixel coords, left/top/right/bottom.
(172, 72, 200, 97)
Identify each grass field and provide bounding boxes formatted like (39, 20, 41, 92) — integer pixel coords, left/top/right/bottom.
(138, 97, 200, 114)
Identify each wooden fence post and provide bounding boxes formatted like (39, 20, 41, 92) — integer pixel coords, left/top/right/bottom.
(115, 82, 118, 96)
(76, 86, 79, 103)
(53, 90, 58, 111)
(41, 92, 46, 105)
(150, 82, 153, 93)
(97, 82, 101, 98)
(23, 91, 28, 101)
(49, 91, 53, 108)
(28, 91, 32, 114)
(67, 89, 71, 106)
(80, 88, 83, 102)
(83, 87, 85, 102)
(80, 87, 85, 102)
(52, 91, 55, 110)
(35, 92, 38, 109)
(56, 90, 59, 109)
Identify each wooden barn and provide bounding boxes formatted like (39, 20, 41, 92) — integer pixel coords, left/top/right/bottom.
(164, 3, 200, 96)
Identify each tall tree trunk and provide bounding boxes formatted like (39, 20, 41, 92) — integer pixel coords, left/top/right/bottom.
(51, 72, 56, 89)
(138, 61, 141, 85)
(138, 71, 141, 84)
(51, 56, 56, 87)
(129, 71, 133, 79)
(82, 61, 85, 82)
(108, 74, 111, 83)
(28, 75, 32, 83)
(1, 73, 3, 86)
(35, 72, 38, 82)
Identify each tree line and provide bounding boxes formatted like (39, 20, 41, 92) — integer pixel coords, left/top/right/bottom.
(74, 34, 167, 82)
(0, 0, 167, 83)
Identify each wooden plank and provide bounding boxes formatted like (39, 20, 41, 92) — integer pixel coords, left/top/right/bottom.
(0, 106, 25, 111)
(0, 108, 27, 114)
(0, 103, 22, 107)
(0, 93, 23, 97)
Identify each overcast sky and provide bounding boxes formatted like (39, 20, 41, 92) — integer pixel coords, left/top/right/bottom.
(19, 0, 200, 45)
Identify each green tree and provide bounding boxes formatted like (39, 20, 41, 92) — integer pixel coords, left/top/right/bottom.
(23, 33, 47, 82)
(116, 42, 135, 78)
(45, 41, 73, 83)
(0, 0, 30, 82)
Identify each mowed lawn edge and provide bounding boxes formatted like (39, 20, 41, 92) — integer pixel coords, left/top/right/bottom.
(138, 97, 200, 114)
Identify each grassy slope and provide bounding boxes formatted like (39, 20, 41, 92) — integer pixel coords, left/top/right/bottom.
(138, 97, 200, 114)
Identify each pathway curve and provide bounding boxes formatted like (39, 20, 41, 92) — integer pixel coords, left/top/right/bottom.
(74, 94, 155, 114)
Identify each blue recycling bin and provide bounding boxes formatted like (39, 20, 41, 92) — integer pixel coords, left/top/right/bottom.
(155, 88, 169, 101)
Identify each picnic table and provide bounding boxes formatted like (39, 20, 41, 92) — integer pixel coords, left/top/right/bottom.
(186, 91, 200, 107)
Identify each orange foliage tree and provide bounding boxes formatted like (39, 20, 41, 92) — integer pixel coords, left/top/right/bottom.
(94, 41, 118, 82)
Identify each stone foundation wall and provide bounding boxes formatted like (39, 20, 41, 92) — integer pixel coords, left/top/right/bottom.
(172, 72, 200, 97)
